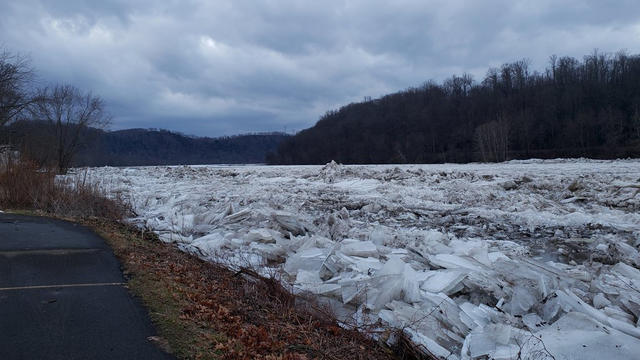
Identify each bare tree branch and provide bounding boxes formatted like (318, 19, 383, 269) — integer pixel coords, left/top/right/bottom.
(0, 49, 34, 127)
(29, 85, 110, 173)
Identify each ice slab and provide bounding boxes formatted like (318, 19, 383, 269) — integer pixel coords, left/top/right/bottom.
(507, 286, 537, 316)
(421, 270, 467, 295)
(246, 228, 276, 243)
(191, 233, 226, 254)
(272, 211, 307, 235)
(527, 312, 640, 360)
(340, 239, 379, 258)
(283, 247, 330, 276)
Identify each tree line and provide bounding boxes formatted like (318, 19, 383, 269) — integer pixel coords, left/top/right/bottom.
(6, 123, 288, 166)
(268, 50, 640, 164)
(72, 128, 288, 166)
(0, 49, 109, 173)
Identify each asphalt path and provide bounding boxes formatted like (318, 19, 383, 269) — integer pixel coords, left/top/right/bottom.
(0, 213, 174, 360)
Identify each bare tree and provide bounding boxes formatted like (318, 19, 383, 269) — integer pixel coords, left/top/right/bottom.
(0, 50, 34, 127)
(474, 116, 510, 162)
(633, 104, 640, 140)
(30, 85, 110, 173)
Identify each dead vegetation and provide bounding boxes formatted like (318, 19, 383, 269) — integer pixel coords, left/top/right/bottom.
(0, 159, 126, 218)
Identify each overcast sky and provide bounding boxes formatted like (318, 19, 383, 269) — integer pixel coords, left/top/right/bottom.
(2, 1, 639, 137)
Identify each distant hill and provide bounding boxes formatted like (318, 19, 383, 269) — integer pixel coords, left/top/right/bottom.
(75, 128, 290, 166)
(6, 122, 289, 166)
(268, 50, 640, 164)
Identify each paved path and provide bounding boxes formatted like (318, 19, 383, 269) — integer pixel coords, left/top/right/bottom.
(0, 213, 174, 360)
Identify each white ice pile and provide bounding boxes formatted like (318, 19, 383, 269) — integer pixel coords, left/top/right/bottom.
(67, 159, 640, 359)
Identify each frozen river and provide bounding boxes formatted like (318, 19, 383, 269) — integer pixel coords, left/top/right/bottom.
(71, 159, 640, 359)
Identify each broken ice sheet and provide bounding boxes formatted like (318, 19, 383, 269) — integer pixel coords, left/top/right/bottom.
(339, 239, 379, 257)
(295, 270, 341, 295)
(592, 293, 611, 309)
(522, 313, 544, 331)
(249, 243, 286, 261)
(507, 286, 537, 316)
(524, 312, 640, 360)
(421, 270, 467, 295)
(69, 160, 640, 359)
(351, 256, 384, 273)
(191, 232, 227, 255)
(283, 247, 331, 276)
(223, 208, 252, 224)
(272, 211, 307, 235)
(245, 228, 277, 243)
(555, 289, 640, 339)
(429, 254, 486, 272)
(338, 273, 371, 304)
(362, 257, 428, 309)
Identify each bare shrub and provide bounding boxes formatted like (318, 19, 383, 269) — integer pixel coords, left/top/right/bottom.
(0, 158, 54, 208)
(0, 159, 127, 219)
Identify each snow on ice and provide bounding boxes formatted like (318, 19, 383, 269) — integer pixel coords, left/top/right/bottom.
(67, 159, 640, 359)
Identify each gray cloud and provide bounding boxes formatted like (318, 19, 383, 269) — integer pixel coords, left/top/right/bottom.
(2, 0, 640, 136)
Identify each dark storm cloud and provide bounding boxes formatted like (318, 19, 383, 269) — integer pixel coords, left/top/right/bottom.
(2, 0, 640, 136)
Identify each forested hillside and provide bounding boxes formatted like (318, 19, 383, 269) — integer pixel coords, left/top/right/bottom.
(77, 128, 289, 166)
(269, 50, 640, 164)
(7, 122, 288, 166)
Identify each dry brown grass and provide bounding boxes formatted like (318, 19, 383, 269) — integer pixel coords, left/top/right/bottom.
(0, 159, 126, 219)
